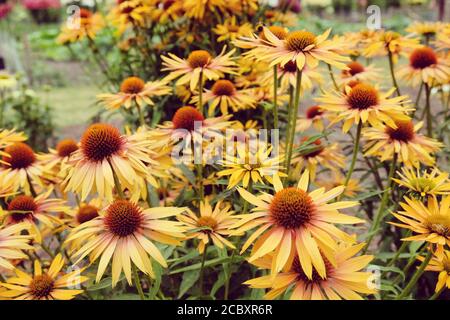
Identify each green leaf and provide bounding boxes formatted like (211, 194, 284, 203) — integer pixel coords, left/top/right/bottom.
(376, 266, 405, 281)
(170, 256, 244, 275)
(168, 250, 199, 269)
(87, 275, 125, 291)
(178, 270, 200, 299)
(149, 262, 163, 300)
(109, 293, 142, 300)
(353, 189, 387, 201)
(409, 241, 424, 254)
(147, 185, 160, 207)
(177, 163, 196, 185)
(210, 271, 226, 298)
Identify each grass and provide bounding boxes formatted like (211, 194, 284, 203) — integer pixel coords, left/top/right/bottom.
(37, 85, 101, 129)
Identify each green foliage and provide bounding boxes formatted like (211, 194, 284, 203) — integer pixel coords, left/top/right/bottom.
(2, 79, 54, 151)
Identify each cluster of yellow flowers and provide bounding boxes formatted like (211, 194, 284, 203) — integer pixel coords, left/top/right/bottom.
(0, 1, 449, 300)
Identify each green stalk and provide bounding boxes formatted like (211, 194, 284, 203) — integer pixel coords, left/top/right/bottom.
(429, 287, 445, 300)
(284, 85, 294, 175)
(109, 160, 125, 199)
(273, 65, 279, 129)
(136, 102, 145, 127)
(384, 230, 412, 270)
(364, 153, 398, 253)
(424, 82, 432, 137)
(224, 249, 236, 300)
(132, 264, 146, 300)
(388, 51, 401, 97)
(393, 245, 427, 285)
(396, 250, 432, 300)
(26, 174, 37, 198)
(198, 70, 204, 116)
(286, 70, 303, 180)
(343, 122, 362, 189)
(327, 63, 339, 91)
(198, 244, 208, 295)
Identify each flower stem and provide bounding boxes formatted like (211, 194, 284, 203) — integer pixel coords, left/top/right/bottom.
(363, 153, 398, 253)
(393, 245, 427, 285)
(26, 174, 37, 197)
(284, 85, 294, 174)
(136, 103, 145, 127)
(384, 230, 412, 270)
(198, 70, 204, 116)
(199, 245, 208, 295)
(424, 82, 432, 137)
(109, 160, 125, 199)
(286, 70, 303, 180)
(273, 65, 278, 129)
(429, 286, 445, 300)
(396, 250, 432, 300)
(412, 82, 424, 117)
(224, 249, 235, 300)
(388, 51, 401, 97)
(327, 63, 339, 91)
(132, 264, 146, 300)
(343, 121, 362, 190)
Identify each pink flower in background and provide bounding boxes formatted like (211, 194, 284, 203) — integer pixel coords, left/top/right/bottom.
(278, 0, 301, 13)
(22, 0, 61, 10)
(0, 2, 12, 19)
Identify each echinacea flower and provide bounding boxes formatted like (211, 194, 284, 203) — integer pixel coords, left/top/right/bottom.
(340, 61, 380, 85)
(57, 8, 104, 44)
(296, 105, 328, 132)
(64, 123, 161, 201)
(234, 25, 288, 55)
(161, 47, 237, 91)
(291, 138, 345, 181)
(0, 223, 33, 270)
(245, 242, 375, 300)
(390, 196, 450, 258)
(363, 119, 442, 168)
(66, 199, 187, 287)
(97, 76, 171, 111)
(39, 138, 79, 175)
(151, 106, 232, 148)
(218, 143, 285, 189)
(213, 16, 253, 42)
(234, 170, 363, 278)
(398, 46, 450, 86)
(406, 21, 442, 42)
(109, 0, 152, 34)
(363, 30, 420, 60)
(256, 27, 350, 70)
(0, 254, 87, 300)
(183, 0, 226, 20)
(421, 250, 450, 293)
(1, 142, 44, 194)
(178, 200, 238, 253)
(271, 61, 323, 92)
(3, 191, 67, 243)
(392, 167, 450, 198)
(317, 83, 412, 132)
(0, 128, 26, 150)
(317, 171, 362, 198)
(191, 79, 256, 116)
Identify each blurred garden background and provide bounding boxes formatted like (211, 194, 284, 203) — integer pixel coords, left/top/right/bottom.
(0, 0, 447, 150)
